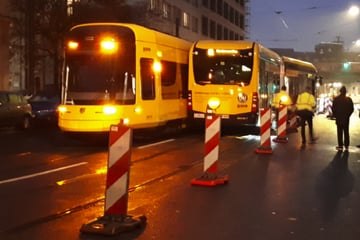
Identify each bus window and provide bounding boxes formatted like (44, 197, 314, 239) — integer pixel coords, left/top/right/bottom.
(140, 58, 155, 100)
(192, 48, 253, 86)
(258, 65, 268, 109)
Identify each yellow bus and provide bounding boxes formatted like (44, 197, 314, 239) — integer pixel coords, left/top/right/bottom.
(187, 40, 282, 126)
(58, 23, 192, 132)
(281, 56, 318, 104)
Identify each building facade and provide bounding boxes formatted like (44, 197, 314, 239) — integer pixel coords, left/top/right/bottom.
(1, 0, 249, 92)
(274, 42, 360, 105)
(139, 0, 249, 42)
(0, 0, 10, 90)
(67, 0, 250, 42)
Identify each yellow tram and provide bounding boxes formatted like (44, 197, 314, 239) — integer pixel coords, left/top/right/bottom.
(58, 23, 192, 132)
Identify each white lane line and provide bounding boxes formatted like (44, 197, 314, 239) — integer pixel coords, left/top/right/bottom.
(137, 139, 175, 149)
(0, 162, 88, 185)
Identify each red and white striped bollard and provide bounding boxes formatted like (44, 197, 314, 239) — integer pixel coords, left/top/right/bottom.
(191, 112, 228, 186)
(255, 108, 273, 154)
(273, 105, 288, 143)
(80, 121, 146, 236)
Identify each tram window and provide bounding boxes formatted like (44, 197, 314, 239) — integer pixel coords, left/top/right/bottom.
(140, 58, 155, 100)
(161, 61, 177, 99)
(161, 61, 176, 86)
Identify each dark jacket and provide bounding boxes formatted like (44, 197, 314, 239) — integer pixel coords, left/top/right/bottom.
(332, 94, 354, 125)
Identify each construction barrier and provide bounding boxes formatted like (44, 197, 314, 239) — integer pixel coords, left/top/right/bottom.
(255, 108, 273, 154)
(191, 112, 228, 186)
(80, 122, 146, 236)
(273, 105, 288, 143)
(287, 111, 298, 133)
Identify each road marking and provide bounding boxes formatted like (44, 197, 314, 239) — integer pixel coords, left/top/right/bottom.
(137, 139, 175, 149)
(0, 162, 88, 185)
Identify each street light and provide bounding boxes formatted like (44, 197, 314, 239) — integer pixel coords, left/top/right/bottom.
(348, 5, 360, 17)
(347, 5, 360, 51)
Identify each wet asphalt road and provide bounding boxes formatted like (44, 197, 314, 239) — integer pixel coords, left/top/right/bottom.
(1, 113, 360, 240)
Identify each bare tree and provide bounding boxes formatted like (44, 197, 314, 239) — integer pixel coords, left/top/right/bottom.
(7, 0, 148, 93)
(8, 0, 68, 93)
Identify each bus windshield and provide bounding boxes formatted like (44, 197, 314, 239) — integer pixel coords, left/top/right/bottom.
(192, 47, 254, 86)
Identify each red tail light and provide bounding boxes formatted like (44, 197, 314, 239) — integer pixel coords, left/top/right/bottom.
(251, 92, 258, 112)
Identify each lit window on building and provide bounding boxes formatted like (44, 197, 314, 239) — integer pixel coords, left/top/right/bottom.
(150, 0, 161, 11)
(183, 12, 190, 28)
(163, 3, 170, 18)
(66, 0, 80, 16)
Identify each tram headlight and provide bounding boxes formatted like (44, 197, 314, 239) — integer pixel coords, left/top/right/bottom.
(57, 106, 67, 113)
(103, 105, 117, 115)
(207, 97, 220, 110)
(237, 93, 248, 103)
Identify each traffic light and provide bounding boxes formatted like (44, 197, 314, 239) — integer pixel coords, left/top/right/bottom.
(343, 62, 351, 71)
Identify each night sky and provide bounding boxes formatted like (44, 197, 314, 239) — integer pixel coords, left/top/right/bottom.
(250, 0, 360, 52)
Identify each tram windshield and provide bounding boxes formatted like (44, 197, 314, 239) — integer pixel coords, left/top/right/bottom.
(64, 26, 136, 105)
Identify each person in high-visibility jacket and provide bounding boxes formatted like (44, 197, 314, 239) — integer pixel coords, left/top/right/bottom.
(296, 86, 317, 147)
(271, 86, 292, 128)
(271, 85, 292, 110)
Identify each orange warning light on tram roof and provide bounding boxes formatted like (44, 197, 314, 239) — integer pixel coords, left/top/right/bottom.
(100, 37, 118, 54)
(67, 41, 79, 50)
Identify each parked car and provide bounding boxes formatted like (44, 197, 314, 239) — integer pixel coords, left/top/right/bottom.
(0, 91, 33, 129)
(28, 94, 59, 122)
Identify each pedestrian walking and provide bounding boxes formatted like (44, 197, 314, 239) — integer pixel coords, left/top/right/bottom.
(332, 86, 354, 151)
(296, 86, 317, 147)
